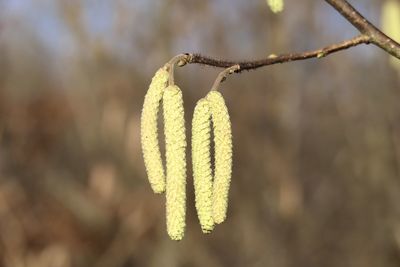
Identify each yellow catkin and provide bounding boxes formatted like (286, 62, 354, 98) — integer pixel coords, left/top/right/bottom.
(382, 0, 400, 42)
(141, 67, 168, 194)
(163, 85, 187, 241)
(206, 91, 233, 224)
(382, 0, 400, 70)
(192, 99, 215, 233)
(267, 0, 284, 13)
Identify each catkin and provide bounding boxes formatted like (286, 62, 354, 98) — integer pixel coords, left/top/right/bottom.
(192, 99, 215, 233)
(206, 91, 233, 224)
(382, 0, 400, 70)
(141, 67, 169, 194)
(267, 0, 284, 13)
(163, 85, 187, 241)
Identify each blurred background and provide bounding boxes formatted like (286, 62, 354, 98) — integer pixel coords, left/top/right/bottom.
(0, 0, 400, 266)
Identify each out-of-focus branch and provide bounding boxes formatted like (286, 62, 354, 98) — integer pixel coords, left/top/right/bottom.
(178, 0, 399, 73)
(325, 0, 400, 59)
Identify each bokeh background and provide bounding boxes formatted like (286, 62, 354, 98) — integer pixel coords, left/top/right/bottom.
(1, 0, 400, 266)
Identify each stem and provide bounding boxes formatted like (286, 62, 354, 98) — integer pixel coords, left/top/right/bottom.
(166, 54, 191, 86)
(187, 35, 370, 72)
(210, 65, 240, 91)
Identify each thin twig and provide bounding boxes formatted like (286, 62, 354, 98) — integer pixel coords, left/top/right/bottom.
(187, 35, 370, 72)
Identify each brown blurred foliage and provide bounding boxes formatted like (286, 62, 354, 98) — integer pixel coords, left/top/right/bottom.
(0, 1, 399, 266)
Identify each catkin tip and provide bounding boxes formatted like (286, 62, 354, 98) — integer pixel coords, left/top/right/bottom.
(267, 0, 284, 13)
(141, 68, 169, 194)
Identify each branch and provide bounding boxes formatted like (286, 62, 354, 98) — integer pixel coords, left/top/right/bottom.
(185, 35, 370, 73)
(177, 0, 400, 72)
(325, 0, 400, 59)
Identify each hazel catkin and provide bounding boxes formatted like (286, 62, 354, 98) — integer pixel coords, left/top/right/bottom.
(163, 85, 187, 241)
(206, 91, 233, 224)
(267, 0, 284, 13)
(141, 67, 169, 194)
(192, 99, 215, 233)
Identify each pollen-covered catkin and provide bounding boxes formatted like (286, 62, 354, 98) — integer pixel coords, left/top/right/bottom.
(163, 85, 187, 241)
(141, 67, 169, 194)
(192, 99, 214, 233)
(206, 91, 233, 224)
(267, 0, 284, 13)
